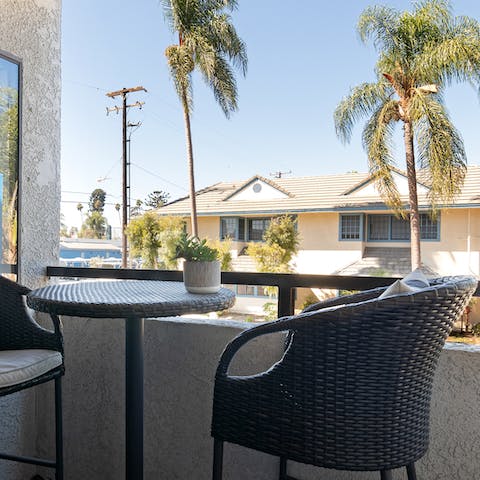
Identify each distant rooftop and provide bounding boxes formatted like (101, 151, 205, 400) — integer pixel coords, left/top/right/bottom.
(158, 165, 480, 217)
(60, 238, 121, 251)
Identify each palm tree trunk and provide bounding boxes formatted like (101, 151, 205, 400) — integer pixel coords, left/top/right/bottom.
(403, 120, 421, 270)
(181, 93, 199, 237)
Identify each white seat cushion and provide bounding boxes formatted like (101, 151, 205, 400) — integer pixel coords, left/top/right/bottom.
(0, 349, 62, 388)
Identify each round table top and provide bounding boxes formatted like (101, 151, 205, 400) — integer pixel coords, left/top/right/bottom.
(27, 280, 236, 319)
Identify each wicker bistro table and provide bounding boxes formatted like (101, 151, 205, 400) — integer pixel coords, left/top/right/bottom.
(27, 280, 235, 480)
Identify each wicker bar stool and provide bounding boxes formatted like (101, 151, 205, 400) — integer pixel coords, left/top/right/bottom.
(211, 275, 477, 480)
(0, 276, 64, 479)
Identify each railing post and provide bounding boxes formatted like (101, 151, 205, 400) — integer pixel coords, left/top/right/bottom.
(278, 286, 294, 318)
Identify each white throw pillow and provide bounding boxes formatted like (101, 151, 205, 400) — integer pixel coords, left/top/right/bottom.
(378, 268, 429, 299)
(402, 268, 430, 288)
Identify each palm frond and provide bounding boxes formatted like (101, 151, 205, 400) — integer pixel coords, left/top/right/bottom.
(362, 100, 403, 213)
(411, 92, 466, 208)
(200, 53, 238, 116)
(415, 21, 480, 86)
(334, 82, 392, 144)
(410, 0, 452, 34)
(207, 14, 247, 74)
(161, 0, 202, 34)
(358, 5, 400, 51)
(165, 44, 194, 113)
(163, 0, 247, 118)
(204, 0, 238, 13)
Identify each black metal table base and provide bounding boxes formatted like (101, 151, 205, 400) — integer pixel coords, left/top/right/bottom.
(126, 317, 144, 479)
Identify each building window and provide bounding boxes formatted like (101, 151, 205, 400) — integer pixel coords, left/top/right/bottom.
(220, 217, 238, 240)
(237, 284, 255, 296)
(340, 214, 362, 240)
(238, 218, 245, 241)
(367, 214, 439, 241)
(420, 214, 439, 240)
(0, 52, 20, 276)
(368, 215, 390, 240)
(390, 216, 410, 240)
(235, 284, 269, 297)
(248, 218, 271, 241)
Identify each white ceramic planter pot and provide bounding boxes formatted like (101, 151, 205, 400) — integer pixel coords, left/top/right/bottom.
(183, 260, 221, 294)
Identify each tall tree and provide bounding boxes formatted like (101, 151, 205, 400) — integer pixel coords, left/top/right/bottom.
(77, 203, 84, 224)
(334, 0, 480, 269)
(162, 0, 247, 236)
(125, 213, 185, 269)
(115, 203, 121, 224)
(130, 199, 144, 218)
(79, 188, 108, 238)
(144, 190, 170, 209)
(81, 211, 107, 239)
(88, 188, 106, 214)
(125, 211, 163, 268)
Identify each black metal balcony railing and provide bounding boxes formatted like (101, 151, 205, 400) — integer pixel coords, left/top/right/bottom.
(47, 266, 480, 318)
(0, 264, 17, 274)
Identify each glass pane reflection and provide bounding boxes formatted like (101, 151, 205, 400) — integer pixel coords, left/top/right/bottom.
(0, 54, 19, 273)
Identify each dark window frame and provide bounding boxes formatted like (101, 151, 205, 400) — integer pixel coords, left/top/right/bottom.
(0, 50, 22, 277)
(367, 213, 440, 242)
(339, 214, 364, 241)
(220, 217, 239, 240)
(247, 217, 271, 242)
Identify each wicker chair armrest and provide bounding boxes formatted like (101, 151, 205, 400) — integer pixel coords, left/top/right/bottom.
(22, 310, 64, 353)
(301, 286, 387, 312)
(216, 318, 296, 378)
(216, 306, 345, 378)
(47, 313, 63, 340)
(0, 276, 64, 353)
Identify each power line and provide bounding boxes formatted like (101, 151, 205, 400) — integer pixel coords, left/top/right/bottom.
(130, 162, 188, 192)
(61, 190, 95, 196)
(61, 191, 122, 199)
(98, 157, 122, 183)
(61, 200, 121, 205)
(63, 78, 109, 92)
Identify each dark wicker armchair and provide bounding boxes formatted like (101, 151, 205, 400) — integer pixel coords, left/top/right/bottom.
(0, 275, 64, 479)
(211, 275, 477, 480)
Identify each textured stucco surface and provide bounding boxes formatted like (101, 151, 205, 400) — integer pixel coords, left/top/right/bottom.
(36, 316, 480, 480)
(0, 390, 37, 479)
(0, 1, 61, 479)
(0, 0, 61, 287)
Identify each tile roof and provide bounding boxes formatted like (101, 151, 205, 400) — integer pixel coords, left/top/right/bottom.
(158, 165, 480, 216)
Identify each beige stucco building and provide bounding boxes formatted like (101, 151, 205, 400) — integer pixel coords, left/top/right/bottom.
(159, 167, 480, 318)
(159, 166, 480, 278)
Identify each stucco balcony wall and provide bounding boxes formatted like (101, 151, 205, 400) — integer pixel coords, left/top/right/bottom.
(31, 317, 480, 480)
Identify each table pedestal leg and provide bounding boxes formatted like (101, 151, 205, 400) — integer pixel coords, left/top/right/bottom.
(126, 317, 144, 480)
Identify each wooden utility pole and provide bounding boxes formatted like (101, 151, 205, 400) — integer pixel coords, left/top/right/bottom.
(106, 86, 146, 267)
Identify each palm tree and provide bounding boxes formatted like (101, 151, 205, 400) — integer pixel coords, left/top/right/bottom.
(334, 0, 480, 269)
(162, 0, 247, 237)
(76, 203, 84, 224)
(115, 203, 121, 225)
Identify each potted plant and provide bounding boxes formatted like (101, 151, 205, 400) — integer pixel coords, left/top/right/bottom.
(175, 233, 221, 293)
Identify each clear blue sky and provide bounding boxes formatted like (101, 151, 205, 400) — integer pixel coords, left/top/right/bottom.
(61, 0, 480, 230)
